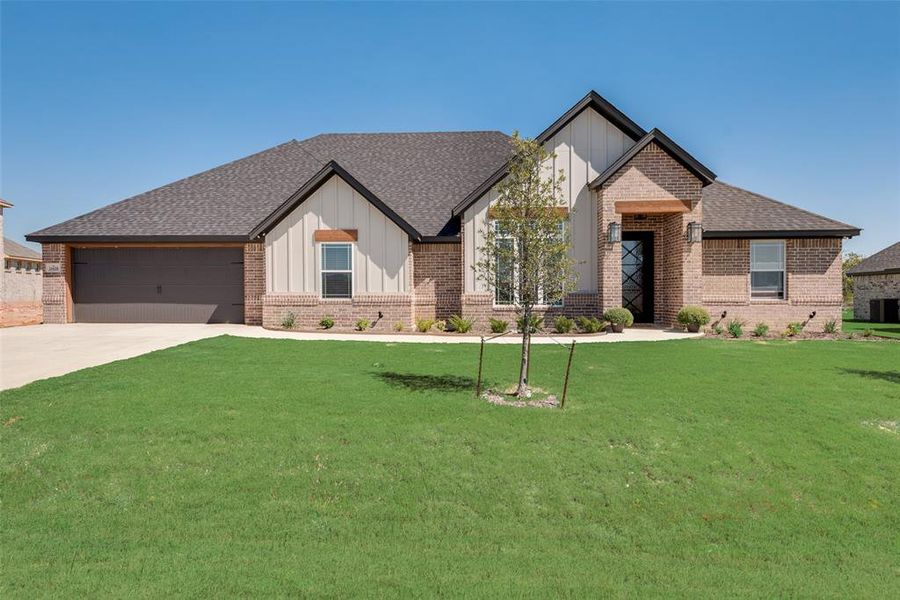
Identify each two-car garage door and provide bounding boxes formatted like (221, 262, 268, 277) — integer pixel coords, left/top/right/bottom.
(72, 247, 244, 323)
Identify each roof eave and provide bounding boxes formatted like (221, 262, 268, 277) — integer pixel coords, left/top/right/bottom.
(24, 234, 250, 244)
(702, 228, 861, 239)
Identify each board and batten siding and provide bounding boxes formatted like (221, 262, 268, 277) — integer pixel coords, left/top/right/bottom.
(265, 175, 409, 294)
(463, 107, 635, 294)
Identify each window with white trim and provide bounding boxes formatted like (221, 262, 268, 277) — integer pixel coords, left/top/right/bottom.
(493, 220, 565, 306)
(320, 243, 353, 299)
(750, 241, 785, 299)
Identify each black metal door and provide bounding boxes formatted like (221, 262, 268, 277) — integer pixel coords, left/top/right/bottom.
(622, 232, 654, 323)
(72, 247, 244, 323)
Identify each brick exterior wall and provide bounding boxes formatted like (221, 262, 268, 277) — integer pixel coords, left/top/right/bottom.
(412, 242, 462, 321)
(598, 142, 703, 326)
(263, 293, 413, 330)
(702, 238, 843, 332)
(852, 273, 900, 321)
(243, 242, 265, 325)
(460, 292, 601, 330)
(41, 243, 70, 324)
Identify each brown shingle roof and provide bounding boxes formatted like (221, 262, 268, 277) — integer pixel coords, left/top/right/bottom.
(702, 182, 859, 238)
(4, 237, 41, 261)
(847, 242, 900, 276)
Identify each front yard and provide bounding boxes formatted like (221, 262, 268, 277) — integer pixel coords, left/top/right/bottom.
(843, 308, 900, 339)
(2, 336, 897, 597)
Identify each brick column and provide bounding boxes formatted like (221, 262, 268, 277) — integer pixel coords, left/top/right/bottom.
(243, 242, 265, 325)
(597, 189, 622, 314)
(41, 243, 71, 324)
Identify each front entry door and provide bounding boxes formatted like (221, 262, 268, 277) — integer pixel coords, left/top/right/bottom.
(622, 232, 654, 323)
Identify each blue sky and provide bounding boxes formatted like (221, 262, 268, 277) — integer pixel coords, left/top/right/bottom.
(2, 1, 898, 256)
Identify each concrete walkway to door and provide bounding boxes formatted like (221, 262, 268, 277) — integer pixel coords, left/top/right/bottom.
(0, 323, 700, 391)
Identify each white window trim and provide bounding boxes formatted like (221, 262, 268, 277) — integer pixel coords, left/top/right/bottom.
(749, 239, 787, 301)
(318, 242, 354, 299)
(492, 220, 566, 309)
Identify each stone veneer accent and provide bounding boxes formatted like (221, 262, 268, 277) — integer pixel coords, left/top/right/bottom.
(852, 273, 900, 321)
(412, 242, 462, 321)
(41, 243, 70, 324)
(243, 242, 265, 325)
(702, 238, 843, 332)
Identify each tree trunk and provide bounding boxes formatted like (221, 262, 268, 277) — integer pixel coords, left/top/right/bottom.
(517, 305, 531, 396)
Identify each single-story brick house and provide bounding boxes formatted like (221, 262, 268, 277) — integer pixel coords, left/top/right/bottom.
(848, 242, 900, 322)
(28, 91, 859, 331)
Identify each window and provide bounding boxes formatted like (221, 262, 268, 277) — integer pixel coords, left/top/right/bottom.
(493, 220, 565, 306)
(750, 241, 785, 299)
(320, 243, 352, 298)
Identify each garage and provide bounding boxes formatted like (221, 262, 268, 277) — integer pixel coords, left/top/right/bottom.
(72, 247, 245, 323)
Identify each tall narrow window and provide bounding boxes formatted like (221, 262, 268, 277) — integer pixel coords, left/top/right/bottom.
(492, 220, 566, 306)
(750, 241, 785, 299)
(321, 243, 352, 298)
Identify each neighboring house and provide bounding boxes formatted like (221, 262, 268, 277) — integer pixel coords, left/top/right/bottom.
(848, 242, 900, 322)
(1, 199, 44, 326)
(27, 91, 859, 331)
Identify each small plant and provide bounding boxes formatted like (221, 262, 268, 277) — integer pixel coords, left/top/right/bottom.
(863, 328, 874, 338)
(448, 315, 473, 333)
(712, 324, 724, 336)
(489, 318, 509, 334)
(786, 322, 804, 337)
(726, 318, 744, 338)
(319, 316, 334, 330)
(603, 307, 634, 327)
(575, 316, 604, 333)
(393, 321, 405, 332)
(355, 318, 370, 331)
(416, 319, 434, 333)
(517, 314, 542, 334)
(434, 319, 447, 332)
(554, 316, 575, 334)
(281, 312, 297, 329)
(752, 322, 769, 337)
(824, 319, 838, 334)
(676, 306, 711, 332)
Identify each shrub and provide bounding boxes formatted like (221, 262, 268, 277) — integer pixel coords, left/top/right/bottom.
(727, 318, 744, 338)
(416, 319, 434, 333)
(603, 307, 634, 327)
(448, 315, 473, 333)
(434, 320, 447, 332)
(676, 305, 711, 328)
(824, 319, 838, 334)
(863, 328, 874, 338)
(319, 316, 334, 330)
(786, 322, 804, 337)
(575, 316, 604, 333)
(553, 316, 575, 334)
(355, 318, 370, 331)
(712, 324, 724, 335)
(393, 321, 405, 332)
(489, 318, 509, 334)
(517, 314, 542, 334)
(752, 322, 769, 337)
(281, 312, 297, 329)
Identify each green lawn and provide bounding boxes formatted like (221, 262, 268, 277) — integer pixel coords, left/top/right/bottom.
(843, 308, 900, 339)
(2, 336, 898, 597)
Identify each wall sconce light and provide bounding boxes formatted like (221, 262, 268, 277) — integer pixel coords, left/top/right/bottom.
(808, 311, 816, 320)
(721, 311, 727, 319)
(607, 222, 621, 244)
(687, 221, 703, 243)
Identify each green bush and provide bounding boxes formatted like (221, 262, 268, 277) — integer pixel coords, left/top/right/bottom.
(448, 315, 473, 333)
(355, 318, 370, 331)
(603, 307, 634, 327)
(727, 318, 744, 338)
(824, 319, 838, 334)
(553, 316, 574, 334)
(712, 324, 724, 336)
(786, 322, 804, 337)
(489, 318, 509, 334)
(863, 328, 874, 338)
(416, 319, 434, 333)
(281, 312, 297, 329)
(517, 314, 542, 334)
(676, 305, 711, 327)
(393, 321, 405, 332)
(575, 316, 604, 334)
(752, 322, 769, 337)
(434, 320, 447, 332)
(319, 316, 334, 330)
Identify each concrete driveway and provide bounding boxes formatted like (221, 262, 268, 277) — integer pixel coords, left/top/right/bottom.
(1, 323, 700, 391)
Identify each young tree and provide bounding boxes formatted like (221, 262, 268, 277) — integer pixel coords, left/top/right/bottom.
(474, 133, 578, 396)
(842, 252, 863, 306)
